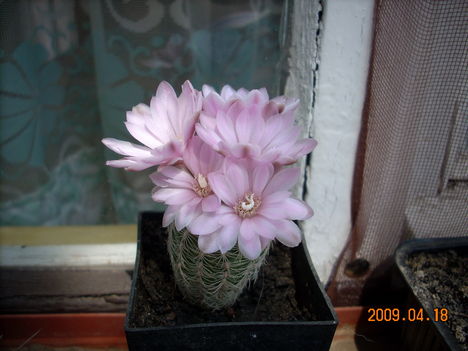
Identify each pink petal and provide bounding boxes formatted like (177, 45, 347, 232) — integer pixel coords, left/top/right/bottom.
(225, 161, 249, 197)
(202, 84, 216, 97)
(183, 136, 202, 176)
(257, 202, 284, 220)
(162, 205, 178, 227)
(240, 218, 256, 241)
(289, 138, 318, 160)
(260, 148, 281, 163)
(102, 138, 152, 157)
(200, 113, 217, 130)
(220, 85, 236, 100)
(158, 166, 194, 185)
(218, 210, 240, 226)
(238, 232, 262, 260)
(207, 172, 237, 206)
(250, 215, 276, 239)
(152, 188, 175, 202)
(106, 158, 152, 171)
(273, 219, 302, 247)
(126, 111, 146, 126)
(236, 87, 249, 97)
(149, 171, 169, 187)
(202, 91, 224, 116)
(219, 214, 241, 227)
(150, 141, 183, 166)
(262, 101, 280, 118)
(165, 190, 197, 206)
(195, 124, 222, 151)
(282, 198, 313, 220)
(132, 103, 152, 116)
(152, 188, 195, 205)
(175, 203, 200, 231)
(259, 236, 271, 250)
(216, 224, 239, 253)
(274, 125, 300, 145)
(149, 170, 193, 189)
(124, 122, 161, 149)
(150, 83, 178, 138)
(198, 139, 223, 175)
(189, 212, 221, 235)
(235, 109, 253, 144)
(252, 163, 274, 194)
(198, 233, 219, 254)
(272, 96, 299, 114)
(301, 138, 318, 152)
(202, 194, 221, 212)
(216, 111, 237, 145)
(179, 81, 201, 141)
(151, 81, 178, 116)
(230, 144, 261, 159)
(262, 191, 292, 203)
(263, 167, 300, 195)
(249, 107, 265, 139)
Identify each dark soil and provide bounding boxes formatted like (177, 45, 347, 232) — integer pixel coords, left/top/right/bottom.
(405, 248, 468, 350)
(128, 215, 315, 328)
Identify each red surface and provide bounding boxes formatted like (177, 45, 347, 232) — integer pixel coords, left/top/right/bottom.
(0, 308, 364, 348)
(0, 313, 127, 348)
(336, 306, 365, 325)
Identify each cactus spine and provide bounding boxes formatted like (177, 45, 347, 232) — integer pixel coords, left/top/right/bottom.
(167, 223, 269, 310)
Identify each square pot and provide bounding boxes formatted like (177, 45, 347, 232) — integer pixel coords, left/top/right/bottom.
(396, 237, 468, 351)
(125, 212, 337, 351)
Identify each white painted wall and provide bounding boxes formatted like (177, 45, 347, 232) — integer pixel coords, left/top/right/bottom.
(302, 0, 374, 282)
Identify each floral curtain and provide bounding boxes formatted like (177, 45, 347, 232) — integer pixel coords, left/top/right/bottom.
(0, 0, 284, 225)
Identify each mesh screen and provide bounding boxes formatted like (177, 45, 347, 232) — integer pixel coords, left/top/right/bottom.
(329, 0, 468, 305)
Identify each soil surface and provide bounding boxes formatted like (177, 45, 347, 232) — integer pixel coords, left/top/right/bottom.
(405, 248, 467, 350)
(128, 216, 315, 328)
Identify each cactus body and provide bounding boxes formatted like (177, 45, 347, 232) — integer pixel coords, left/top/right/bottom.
(167, 223, 269, 310)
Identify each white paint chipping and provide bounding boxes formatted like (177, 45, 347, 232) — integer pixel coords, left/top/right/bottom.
(0, 243, 136, 267)
(302, 0, 374, 282)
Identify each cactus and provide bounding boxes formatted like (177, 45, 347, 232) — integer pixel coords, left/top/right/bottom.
(103, 80, 315, 310)
(167, 223, 269, 310)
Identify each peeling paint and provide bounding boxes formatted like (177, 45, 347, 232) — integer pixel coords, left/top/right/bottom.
(286, 0, 375, 283)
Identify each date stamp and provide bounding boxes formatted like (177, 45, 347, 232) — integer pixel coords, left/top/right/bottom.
(367, 308, 448, 322)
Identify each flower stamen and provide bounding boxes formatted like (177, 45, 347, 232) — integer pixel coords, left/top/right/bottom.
(193, 174, 212, 197)
(235, 192, 261, 218)
(241, 193, 255, 211)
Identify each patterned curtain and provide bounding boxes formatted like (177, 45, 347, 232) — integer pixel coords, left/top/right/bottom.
(0, 0, 284, 225)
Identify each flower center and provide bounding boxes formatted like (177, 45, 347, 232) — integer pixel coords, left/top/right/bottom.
(193, 174, 212, 197)
(235, 192, 261, 218)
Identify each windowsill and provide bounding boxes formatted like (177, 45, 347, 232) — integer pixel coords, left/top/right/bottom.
(0, 225, 137, 246)
(0, 225, 138, 313)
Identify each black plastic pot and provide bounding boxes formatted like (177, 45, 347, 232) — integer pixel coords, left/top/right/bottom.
(395, 237, 468, 351)
(125, 212, 338, 351)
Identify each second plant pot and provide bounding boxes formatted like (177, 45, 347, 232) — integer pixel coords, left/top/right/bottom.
(125, 211, 338, 351)
(396, 237, 467, 351)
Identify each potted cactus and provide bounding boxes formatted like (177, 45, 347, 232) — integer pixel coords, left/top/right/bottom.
(102, 81, 337, 350)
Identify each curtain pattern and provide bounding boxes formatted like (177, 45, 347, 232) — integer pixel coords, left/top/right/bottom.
(0, 0, 283, 225)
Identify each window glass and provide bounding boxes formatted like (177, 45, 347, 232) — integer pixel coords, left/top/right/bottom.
(0, 0, 285, 225)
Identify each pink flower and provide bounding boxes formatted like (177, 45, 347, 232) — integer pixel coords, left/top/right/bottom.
(196, 85, 317, 165)
(189, 159, 313, 259)
(150, 136, 223, 231)
(102, 81, 202, 170)
(201, 84, 299, 117)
